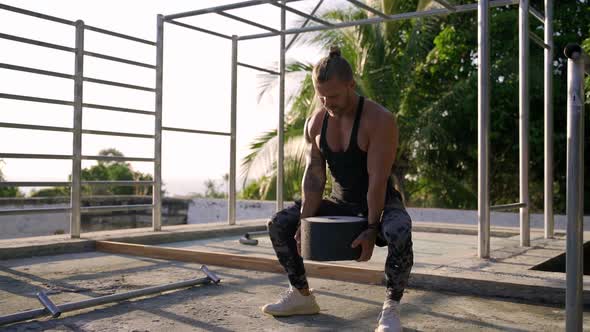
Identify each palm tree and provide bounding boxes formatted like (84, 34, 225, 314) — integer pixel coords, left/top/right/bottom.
(240, 0, 444, 201)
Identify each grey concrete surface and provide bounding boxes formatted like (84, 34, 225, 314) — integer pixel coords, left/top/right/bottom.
(1, 251, 587, 331)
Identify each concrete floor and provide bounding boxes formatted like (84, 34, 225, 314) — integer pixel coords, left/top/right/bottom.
(0, 250, 586, 331)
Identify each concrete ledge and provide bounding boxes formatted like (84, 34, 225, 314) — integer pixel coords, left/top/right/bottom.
(409, 272, 589, 307)
(0, 220, 269, 260)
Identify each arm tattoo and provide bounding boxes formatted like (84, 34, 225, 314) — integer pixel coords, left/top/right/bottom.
(302, 141, 326, 194)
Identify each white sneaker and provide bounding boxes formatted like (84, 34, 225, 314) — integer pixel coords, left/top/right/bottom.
(261, 286, 320, 316)
(375, 298, 402, 332)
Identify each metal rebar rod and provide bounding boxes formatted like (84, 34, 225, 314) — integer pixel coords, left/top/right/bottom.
(0, 153, 73, 160)
(237, 62, 280, 75)
(0, 275, 214, 326)
(286, 0, 324, 51)
(162, 126, 231, 136)
(564, 42, 585, 332)
(84, 25, 156, 46)
(0, 63, 73, 79)
(82, 103, 154, 116)
(165, 20, 233, 40)
(277, 1, 286, 213)
(0, 122, 73, 133)
(81, 129, 154, 139)
(71, 20, 84, 239)
(544, 0, 554, 239)
(0, 32, 74, 52)
(240, 0, 519, 40)
(217, 12, 278, 33)
(154, 14, 164, 232)
(83, 51, 156, 69)
(529, 31, 550, 49)
(229, 35, 238, 226)
(529, 6, 544, 24)
(82, 181, 154, 186)
(81, 155, 154, 162)
(0, 93, 74, 107)
(80, 204, 154, 213)
(0, 3, 75, 25)
(270, 1, 333, 26)
(490, 202, 526, 211)
(0, 182, 70, 187)
(346, 0, 389, 19)
(519, 0, 530, 247)
(434, 0, 456, 11)
(83, 77, 155, 92)
(0, 208, 71, 216)
(477, 0, 491, 259)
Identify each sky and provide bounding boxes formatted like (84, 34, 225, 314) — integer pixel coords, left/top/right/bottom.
(0, 0, 347, 196)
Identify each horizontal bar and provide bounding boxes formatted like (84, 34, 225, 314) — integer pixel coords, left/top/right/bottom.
(81, 181, 154, 186)
(0, 153, 72, 160)
(0, 92, 74, 106)
(80, 204, 154, 213)
(82, 155, 155, 162)
(83, 77, 155, 92)
(0, 273, 214, 326)
(433, 0, 456, 11)
(0, 63, 73, 79)
(165, 19, 232, 40)
(162, 126, 231, 136)
(238, 62, 280, 75)
(82, 129, 154, 139)
(0, 207, 71, 216)
(240, 0, 519, 40)
(270, 2, 333, 26)
(82, 103, 155, 115)
(84, 25, 157, 46)
(286, 0, 324, 50)
(0, 3, 75, 26)
(217, 11, 278, 33)
(0, 122, 73, 133)
(163, 0, 300, 20)
(346, 0, 389, 18)
(490, 202, 527, 211)
(83, 51, 156, 69)
(529, 6, 544, 24)
(530, 31, 550, 49)
(0, 182, 70, 187)
(0, 32, 74, 52)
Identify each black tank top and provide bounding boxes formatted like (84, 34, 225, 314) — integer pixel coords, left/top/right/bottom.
(319, 96, 400, 210)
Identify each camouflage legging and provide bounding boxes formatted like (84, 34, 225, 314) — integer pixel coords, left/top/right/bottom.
(267, 199, 413, 301)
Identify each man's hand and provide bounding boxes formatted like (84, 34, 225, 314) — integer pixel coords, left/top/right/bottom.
(351, 229, 378, 262)
(295, 227, 302, 256)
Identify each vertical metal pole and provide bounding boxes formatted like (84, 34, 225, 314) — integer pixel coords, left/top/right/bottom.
(544, 0, 554, 239)
(477, 0, 490, 258)
(565, 46, 585, 332)
(70, 20, 84, 239)
(153, 14, 164, 231)
(519, 0, 530, 247)
(229, 35, 238, 226)
(277, 1, 286, 212)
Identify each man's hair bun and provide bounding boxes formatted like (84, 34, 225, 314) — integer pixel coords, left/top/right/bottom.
(329, 46, 341, 58)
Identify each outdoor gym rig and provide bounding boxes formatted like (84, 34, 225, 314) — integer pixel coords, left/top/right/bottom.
(0, 1, 587, 330)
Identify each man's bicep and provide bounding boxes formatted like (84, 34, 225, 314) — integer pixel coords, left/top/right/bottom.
(367, 117, 395, 179)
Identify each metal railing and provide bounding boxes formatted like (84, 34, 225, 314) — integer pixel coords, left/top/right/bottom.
(0, 4, 158, 237)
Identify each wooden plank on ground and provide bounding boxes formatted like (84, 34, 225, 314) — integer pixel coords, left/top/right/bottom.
(96, 241, 384, 285)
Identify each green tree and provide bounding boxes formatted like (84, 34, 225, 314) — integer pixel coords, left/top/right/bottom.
(0, 159, 23, 197)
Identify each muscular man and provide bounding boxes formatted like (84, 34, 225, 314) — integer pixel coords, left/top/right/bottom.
(262, 47, 413, 332)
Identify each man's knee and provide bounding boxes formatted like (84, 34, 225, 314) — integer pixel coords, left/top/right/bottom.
(381, 209, 412, 246)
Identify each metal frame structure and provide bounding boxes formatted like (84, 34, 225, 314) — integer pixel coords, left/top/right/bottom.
(1, 0, 587, 326)
(0, 0, 559, 253)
